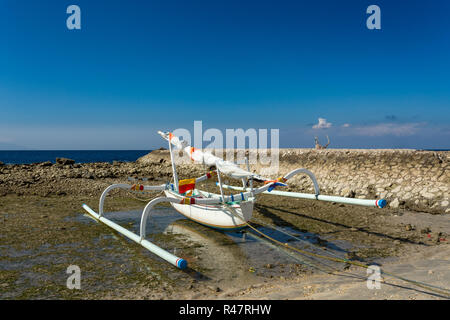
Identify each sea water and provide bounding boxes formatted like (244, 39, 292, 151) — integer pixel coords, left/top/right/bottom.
(0, 150, 151, 165)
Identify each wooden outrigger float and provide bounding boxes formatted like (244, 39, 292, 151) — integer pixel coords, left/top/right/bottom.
(82, 131, 386, 270)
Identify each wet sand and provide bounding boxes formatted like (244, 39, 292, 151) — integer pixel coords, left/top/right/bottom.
(1, 173, 448, 299)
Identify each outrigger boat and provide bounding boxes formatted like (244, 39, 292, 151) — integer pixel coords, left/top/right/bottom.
(82, 131, 387, 270)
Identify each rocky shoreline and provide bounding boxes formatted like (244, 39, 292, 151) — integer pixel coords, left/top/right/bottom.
(0, 158, 178, 198)
(1, 149, 448, 214)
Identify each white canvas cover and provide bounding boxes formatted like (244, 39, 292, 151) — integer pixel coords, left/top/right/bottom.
(158, 131, 267, 181)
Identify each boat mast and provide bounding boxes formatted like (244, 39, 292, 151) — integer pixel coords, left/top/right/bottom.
(216, 167, 225, 202)
(245, 157, 253, 193)
(168, 133, 179, 192)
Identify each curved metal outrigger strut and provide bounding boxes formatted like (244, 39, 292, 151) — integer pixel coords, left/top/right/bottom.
(139, 197, 181, 241)
(283, 168, 320, 196)
(98, 183, 167, 217)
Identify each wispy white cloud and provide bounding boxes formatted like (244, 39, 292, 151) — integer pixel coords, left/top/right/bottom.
(343, 122, 424, 136)
(312, 118, 332, 129)
(342, 123, 351, 128)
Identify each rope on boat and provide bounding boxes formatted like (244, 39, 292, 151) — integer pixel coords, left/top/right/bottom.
(127, 190, 163, 202)
(238, 216, 450, 298)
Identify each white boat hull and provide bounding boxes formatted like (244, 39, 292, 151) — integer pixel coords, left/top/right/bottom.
(164, 190, 253, 230)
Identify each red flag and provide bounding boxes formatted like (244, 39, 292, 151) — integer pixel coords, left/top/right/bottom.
(178, 178, 196, 194)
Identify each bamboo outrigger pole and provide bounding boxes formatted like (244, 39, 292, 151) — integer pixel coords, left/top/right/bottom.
(219, 184, 387, 208)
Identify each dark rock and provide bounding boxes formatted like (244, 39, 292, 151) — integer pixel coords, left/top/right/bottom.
(421, 227, 431, 234)
(56, 157, 75, 165)
(39, 161, 53, 167)
(41, 191, 51, 197)
(0, 161, 4, 166)
(82, 172, 94, 179)
(136, 149, 170, 165)
(207, 285, 221, 292)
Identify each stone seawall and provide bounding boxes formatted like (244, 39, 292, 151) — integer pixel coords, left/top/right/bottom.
(138, 149, 449, 214)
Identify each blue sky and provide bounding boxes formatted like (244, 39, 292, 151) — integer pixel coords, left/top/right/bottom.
(1, 0, 449, 149)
